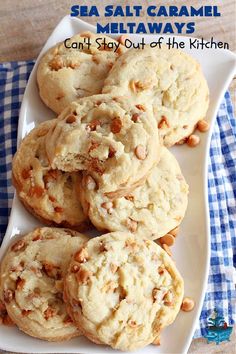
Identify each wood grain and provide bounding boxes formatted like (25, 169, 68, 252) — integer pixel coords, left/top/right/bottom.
(0, 0, 236, 60)
(0, 0, 235, 111)
(0, 1, 235, 353)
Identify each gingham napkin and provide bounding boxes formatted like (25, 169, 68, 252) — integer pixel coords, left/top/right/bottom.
(0, 61, 235, 338)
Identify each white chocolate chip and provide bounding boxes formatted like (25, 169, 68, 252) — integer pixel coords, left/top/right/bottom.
(135, 145, 146, 160)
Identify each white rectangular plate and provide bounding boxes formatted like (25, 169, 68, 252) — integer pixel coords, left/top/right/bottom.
(0, 15, 236, 354)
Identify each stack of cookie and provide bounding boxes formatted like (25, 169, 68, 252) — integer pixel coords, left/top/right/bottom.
(0, 32, 209, 351)
(0, 228, 184, 350)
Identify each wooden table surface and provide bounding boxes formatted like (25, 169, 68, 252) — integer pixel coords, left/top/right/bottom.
(0, 1, 235, 353)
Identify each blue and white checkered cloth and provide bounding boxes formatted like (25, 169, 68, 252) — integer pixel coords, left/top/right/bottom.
(0, 61, 235, 338)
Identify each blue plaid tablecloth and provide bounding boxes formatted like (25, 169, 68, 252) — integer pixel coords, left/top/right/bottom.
(0, 61, 235, 338)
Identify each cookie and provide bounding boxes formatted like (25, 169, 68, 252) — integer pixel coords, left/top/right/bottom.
(45, 94, 160, 196)
(64, 232, 184, 351)
(0, 227, 88, 341)
(80, 147, 188, 239)
(103, 46, 209, 146)
(37, 32, 127, 114)
(12, 120, 89, 230)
